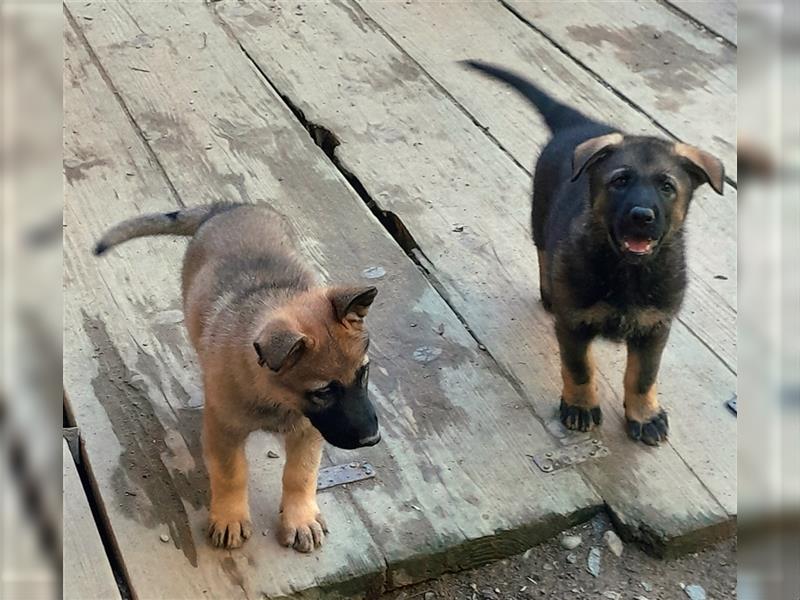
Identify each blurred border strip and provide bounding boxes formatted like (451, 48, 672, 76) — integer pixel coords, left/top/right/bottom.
(1, 1, 63, 599)
(738, 0, 800, 599)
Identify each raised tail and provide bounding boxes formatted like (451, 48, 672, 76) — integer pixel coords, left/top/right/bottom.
(93, 202, 237, 256)
(461, 60, 597, 133)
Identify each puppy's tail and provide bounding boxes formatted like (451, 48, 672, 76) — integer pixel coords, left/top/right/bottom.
(93, 202, 237, 256)
(460, 60, 597, 133)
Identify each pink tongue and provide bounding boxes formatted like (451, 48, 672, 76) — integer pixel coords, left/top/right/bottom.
(626, 238, 651, 253)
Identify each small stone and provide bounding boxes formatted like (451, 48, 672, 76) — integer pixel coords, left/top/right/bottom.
(159, 533, 170, 543)
(663, 59, 671, 64)
(586, 547, 601, 577)
(653, 32, 661, 39)
(635, 597, 651, 600)
(522, 548, 534, 559)
(715, 36, 724, 42)
(566, 553, 577, 564)
(424, 592, 435, 600)
(603, 530, 624, 557)
(603, 592, 621, 600)
(433, 323, 445, 336)
(452, 224, 465, 232)
(641, 582, 653, 592)
(267, 450, 279, 459)
(684, 584, 706, 600)
(479, 589, 499, 600)
(478, 343, 487, 351)
(262, 530, 268, 536)
(543, 563, 553, 571)
(560, 534, 582, 550)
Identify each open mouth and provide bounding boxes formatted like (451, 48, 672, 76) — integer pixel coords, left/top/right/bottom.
(621, 236, 657, 255)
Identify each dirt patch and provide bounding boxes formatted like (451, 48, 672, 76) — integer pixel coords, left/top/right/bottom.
(382, 512, 735, 599)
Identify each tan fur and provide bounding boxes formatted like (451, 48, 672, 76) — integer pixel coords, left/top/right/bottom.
(560, 348, 598, 409)
(673, 142, 725, 194)
(183, 208, 372, 552)
(623, 352, 661, 422)
(96, 204, 375, 552)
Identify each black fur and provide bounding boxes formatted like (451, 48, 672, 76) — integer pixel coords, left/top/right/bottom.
(464, 61, 718, 443)
(303, 363, 379, 449)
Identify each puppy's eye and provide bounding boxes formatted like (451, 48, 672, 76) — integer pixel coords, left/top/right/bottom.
(659, 180, 676, 195)
(609, 173, 630, 189)
(308, 383, 337, 406)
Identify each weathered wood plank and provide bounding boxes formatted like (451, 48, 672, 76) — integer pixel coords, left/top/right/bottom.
(665, 0, 737, 44)
(64, 17, 384, 599)
(504, 0, 737, 182)
(360, 0, 736, 372)
(216, 0, 735, 553)
(63, 440, 122, 600)
(65, 1, 600, 594)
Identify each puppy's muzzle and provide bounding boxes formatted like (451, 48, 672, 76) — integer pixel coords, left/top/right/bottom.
(357, 431, 381, 447)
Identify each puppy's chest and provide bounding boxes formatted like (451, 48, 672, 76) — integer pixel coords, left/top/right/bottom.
(568, 301, 671, 339)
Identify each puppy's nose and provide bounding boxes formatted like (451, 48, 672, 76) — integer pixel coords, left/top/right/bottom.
(630, 206, 656, 225)
(358, 432, 381, 447)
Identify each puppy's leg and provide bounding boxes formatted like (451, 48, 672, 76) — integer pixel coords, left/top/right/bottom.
(278, 424, 326, 553)
(204, 409, 252, 549)
(624, 327, 670, 446)
(537, 249, 552, 311)
(556, 322, 601, 431)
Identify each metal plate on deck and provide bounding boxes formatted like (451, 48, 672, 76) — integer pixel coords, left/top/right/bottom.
(317, 461, 375, 491)
(532, 439, 609, 473)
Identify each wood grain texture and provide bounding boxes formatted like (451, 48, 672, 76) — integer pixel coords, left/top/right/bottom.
(64, 1, 600, 595)
(63, 440, 122, 600)
(215, 0, 735, 553)
(504, 0, 737, 182)
(360, 0, 737, 372)
(666, 0, 737, 44)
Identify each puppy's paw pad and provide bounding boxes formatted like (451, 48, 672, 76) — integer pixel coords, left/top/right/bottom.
(279, 508, 327, 553)
(560, 398, 602, 432)
(208, 516, 252, 549)
(626, 410, 669, 446)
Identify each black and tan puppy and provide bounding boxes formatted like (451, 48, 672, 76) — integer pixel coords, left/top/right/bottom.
(95, 203, 380, 551)
(464, 62, 724, 446)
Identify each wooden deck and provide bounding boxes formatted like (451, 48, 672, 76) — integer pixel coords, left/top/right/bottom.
(63, 1, 737, 598)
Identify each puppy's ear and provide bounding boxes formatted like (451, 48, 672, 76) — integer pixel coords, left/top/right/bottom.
(328, 286, 378, 324)
(673, 143, 725, 195)
(253, 319, 307, 372)
(571, 132, 624, 181)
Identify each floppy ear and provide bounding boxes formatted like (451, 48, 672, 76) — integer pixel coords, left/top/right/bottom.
(253, 320, 307, 372)
(571, 132, 624, 181)
(328, 286, 378, 324)
(673, 143, 724, 195)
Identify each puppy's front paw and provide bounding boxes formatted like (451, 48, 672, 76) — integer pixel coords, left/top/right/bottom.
(560, 398, 602, 432)
(279, 500, 328, 553)
(208, 513, 252, 549)
(626, 410, 669, 446)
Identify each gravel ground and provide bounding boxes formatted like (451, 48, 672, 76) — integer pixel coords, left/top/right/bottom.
(381, 513, 736, 600)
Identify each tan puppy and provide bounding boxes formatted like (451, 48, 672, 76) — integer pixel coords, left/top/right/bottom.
(95, 203, 381, 552)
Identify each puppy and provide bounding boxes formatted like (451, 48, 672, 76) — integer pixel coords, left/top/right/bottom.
(95, 203, 381, 551)
(464, 62, 724, 446)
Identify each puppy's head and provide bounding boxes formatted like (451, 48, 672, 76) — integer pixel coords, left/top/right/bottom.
(252, 286, 380, 450)
(573, 133, 724, 262)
